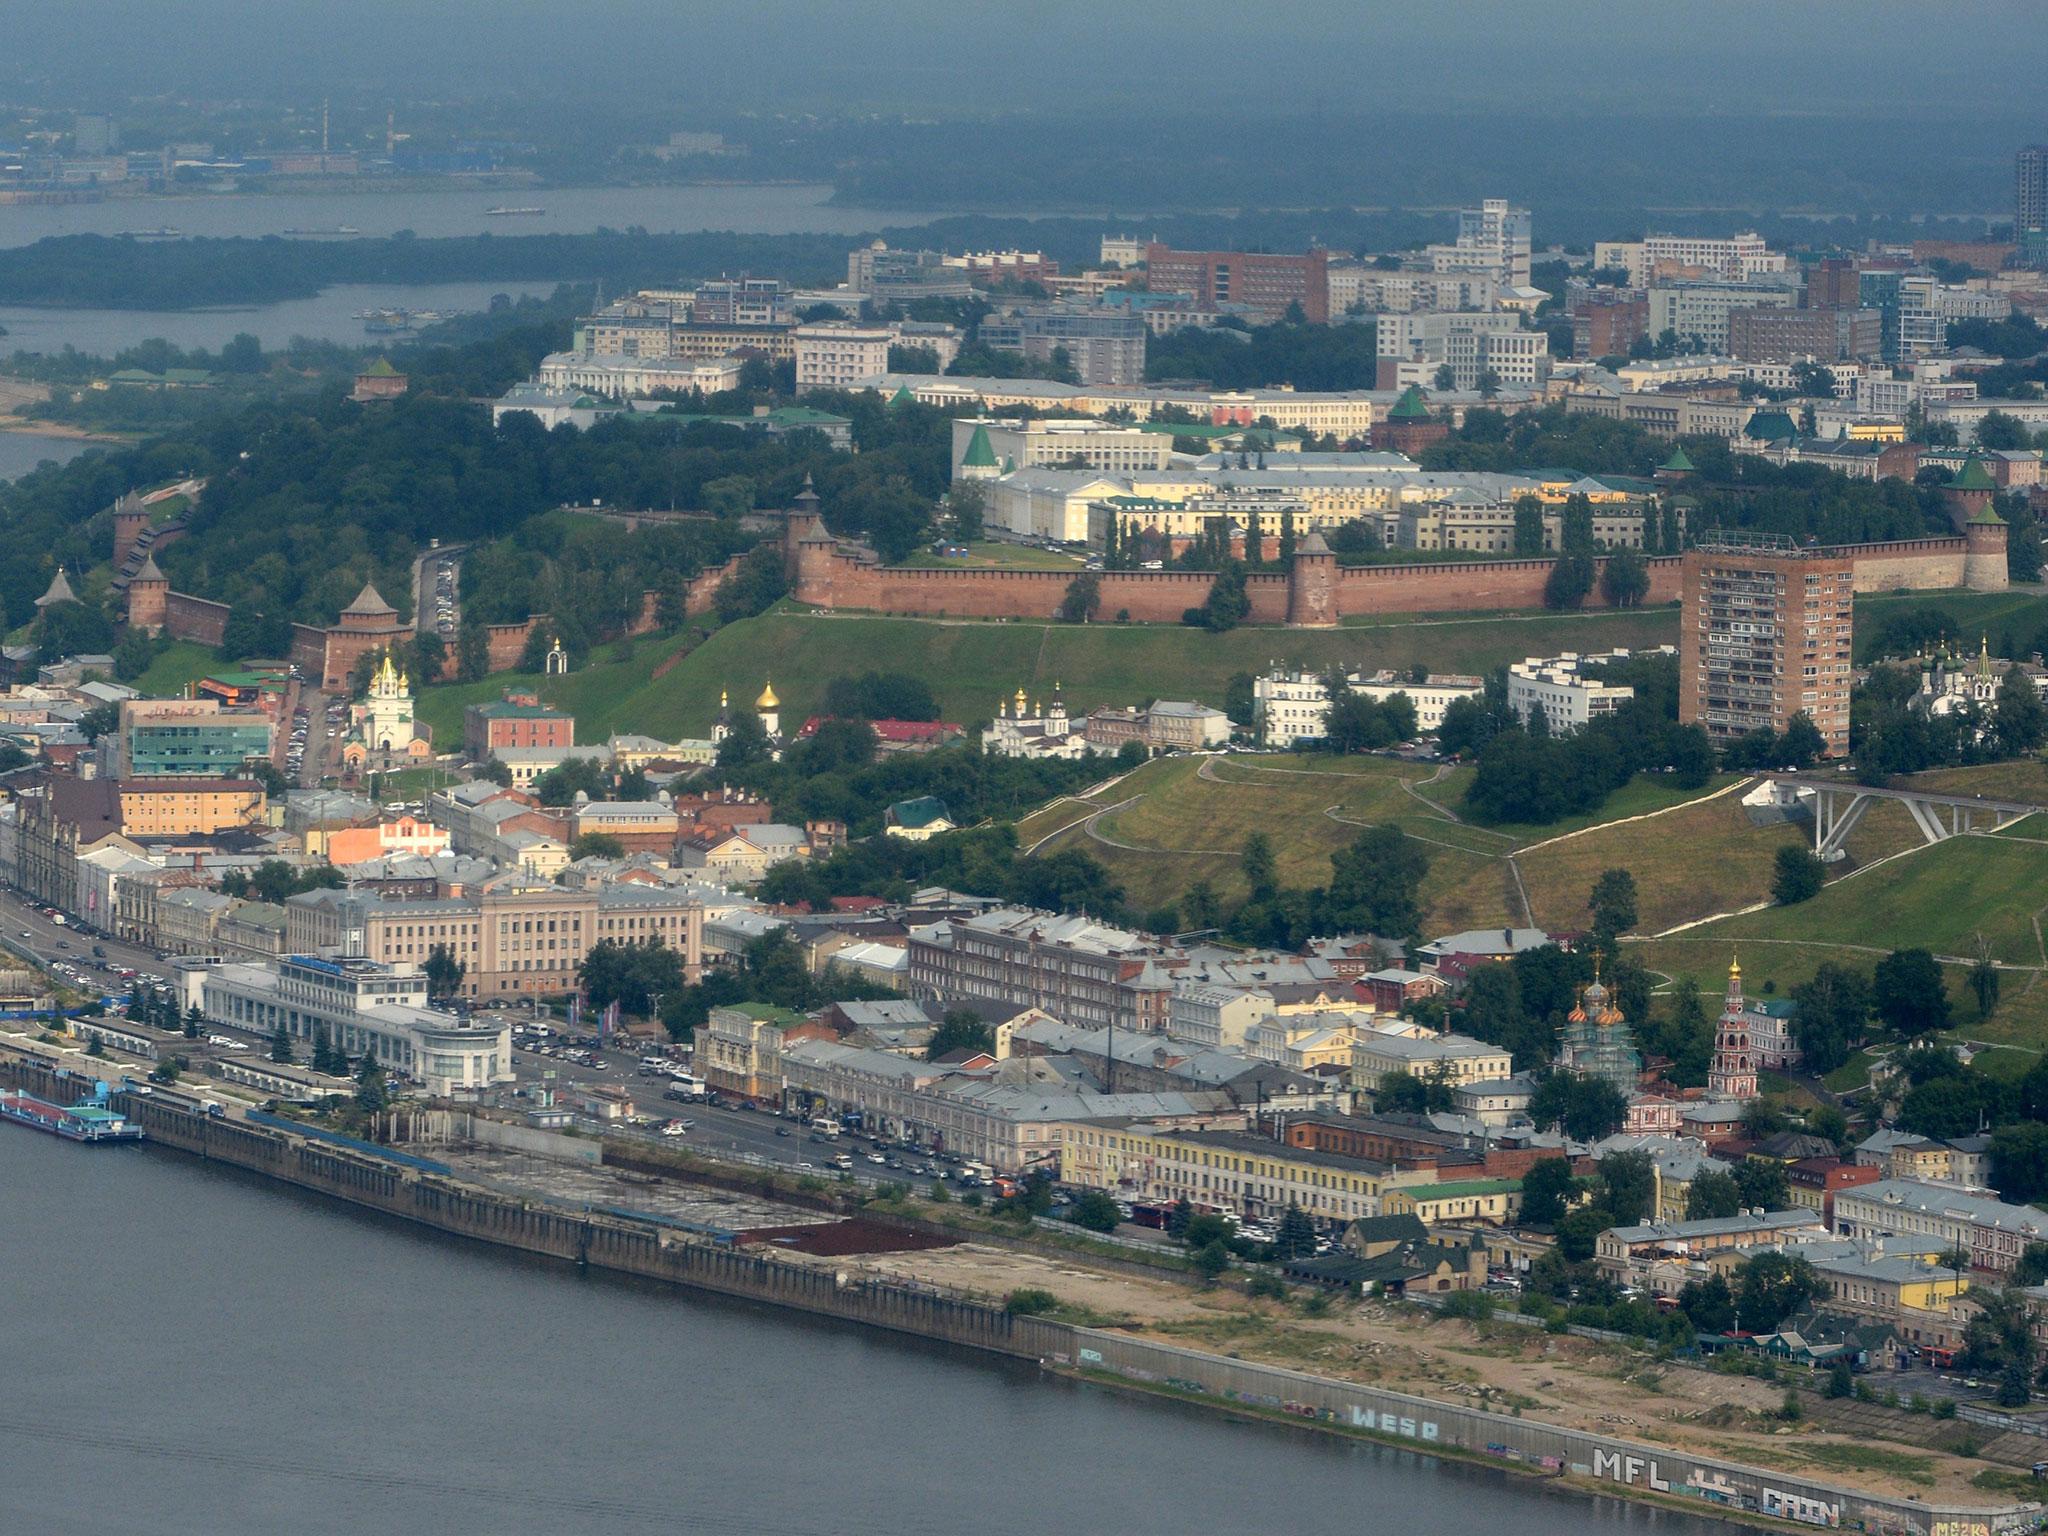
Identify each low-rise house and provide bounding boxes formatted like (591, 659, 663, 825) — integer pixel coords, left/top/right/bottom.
(883, 796, 955, 840)
(697, 1002, 830, 1104)
(1381, 1178, 1520, 1227)
(1059, 1123, 1436, 1223)
(1595, 1208, 1825, 1283)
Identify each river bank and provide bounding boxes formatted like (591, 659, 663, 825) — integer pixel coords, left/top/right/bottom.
(0, 1045, 2028, 1536)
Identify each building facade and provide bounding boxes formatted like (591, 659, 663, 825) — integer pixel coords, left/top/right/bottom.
(1679, 537, 1854, 755)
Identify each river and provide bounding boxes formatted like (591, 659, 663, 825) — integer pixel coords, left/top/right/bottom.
(0, 280, 562, 358)
(0, 429, 97, 482)
(0, 182, 949, 248)
(0, 1131, 1718, 1536)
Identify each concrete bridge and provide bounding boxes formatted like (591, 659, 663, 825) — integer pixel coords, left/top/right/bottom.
(1763, 774, 2040, 860)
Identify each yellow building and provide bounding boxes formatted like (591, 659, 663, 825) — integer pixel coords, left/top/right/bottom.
(1382, 1179, 1520, 1227)
(117, 780, 267, 837)
(1057, 1125, 1433, 1223)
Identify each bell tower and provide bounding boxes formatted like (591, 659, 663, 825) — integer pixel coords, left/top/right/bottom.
(1708, 955, 1758, 1102)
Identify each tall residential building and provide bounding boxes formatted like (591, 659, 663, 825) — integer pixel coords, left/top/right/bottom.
(1374, 310, 1547, 390)
(1142, 244, 1329, 323)
(2018, 146, 2048, 270)
(1428, 199, 1533, 287)
(978, 308, 1147, 386)
(1679, 534, 1854, 756)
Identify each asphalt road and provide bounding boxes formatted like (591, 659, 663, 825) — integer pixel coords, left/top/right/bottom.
(503, 1040, 959, 1191)
(0, 886, 161, 996)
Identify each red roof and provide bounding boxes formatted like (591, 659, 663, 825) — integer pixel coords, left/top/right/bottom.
(830, 896, 888, 912)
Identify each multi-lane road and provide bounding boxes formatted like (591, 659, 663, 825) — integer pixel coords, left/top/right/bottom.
(0, 886, 159, 997)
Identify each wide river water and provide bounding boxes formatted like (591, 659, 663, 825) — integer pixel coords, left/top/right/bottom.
(0, 1130, 1722, 1536)
(0, 181, 953, 248)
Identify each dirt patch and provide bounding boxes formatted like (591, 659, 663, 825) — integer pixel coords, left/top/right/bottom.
(737, 1218, 955, 1257)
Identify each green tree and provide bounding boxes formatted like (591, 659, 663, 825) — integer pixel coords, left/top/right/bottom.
(570, 832, 627, 861)
(1790, 963, 1873, 1076)
(1068, 1189, 1122, 1233)
(1686, 1168, 1742, 1221)
(1778, 712, 1826, 770)
(1512, 494, 1546, 557)
(1554, 1205, 1612, 1263)
(1325, 823, 1427, 937)
(715, 707, 770, 768)
(925, 1009, 995, 1062)
(1542, 553, 1594, 610)
(1587, 868, 1638, 947)
(1970, 938, 2002, 1020)
(1273, 1204, 1318, 1260)
(1191, 1240, 1232, 1282)
(1873, 948, 1952, 1039)
(1223, 672, 1256, 728)
(1058, 571, 1101, 624)
(1518, 1156, 1578, 1226)
(269, 1022, 294, 1064)
(424, 944, 466, 1003)
(1598, 549, 1650, 607)
(354, 1051, 389, 1113)
(1597, 1149, 1657, 1227)
(1679, 1271, 1736, 1334)
(1734, 1158, 1790, 1210)
(1991, 1122, 2048, 1204)
(1241, 832, 1276, 898)
(1994, 667, 2048, 756)
(1735, 1252, 1821, 1332)
(1184, 560, 1252, 632)
(1771, 844, 1826, 905)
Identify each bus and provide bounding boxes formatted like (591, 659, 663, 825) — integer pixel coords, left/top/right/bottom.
(808, 1117, 841, 1139)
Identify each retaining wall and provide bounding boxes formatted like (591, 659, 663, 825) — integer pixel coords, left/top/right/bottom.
(1057, 1328, 2031, 1536)
(4, 1046, 2023, 1536)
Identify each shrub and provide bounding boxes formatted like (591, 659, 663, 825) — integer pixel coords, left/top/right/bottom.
(1780, 1390, 1804, 1422)
(1246, 1273, 1290, 1301)
(1441, 1290, 1495, 1322)
(1005, 1288, 1059, 1317)
(1933, 1398, 1958, 1419)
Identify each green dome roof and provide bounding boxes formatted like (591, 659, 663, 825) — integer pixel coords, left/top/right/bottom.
(1661, 445, 1695, 472)
(961, 423, 997, 468)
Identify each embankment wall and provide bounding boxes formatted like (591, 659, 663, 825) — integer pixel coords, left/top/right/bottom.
(2, 1048, 2021, 1536)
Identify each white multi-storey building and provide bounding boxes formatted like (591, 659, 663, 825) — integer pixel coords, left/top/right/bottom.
(171, 953, 514, 1097)
(1646, 281, 1798, 350)
(794, 324, 895, 391)
(1425, 199, 1532, 287)
(1253, 667, 1484, 746)
(1595, 233, 1787, 287)
(536, 352, 745, 398)
(1506, 650, 1649, 734)
(1376, 311, 1546, 390)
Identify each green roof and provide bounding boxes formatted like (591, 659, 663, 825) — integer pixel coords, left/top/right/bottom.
(887, 795, 954, 828)
(1387, 385, 1431, 421)
(361, 358, 402, 378)
(1968, 502, 2007, 526)
(1744, 409, 1799, 441)
(1402, 1178, 1520, 1200)
(1661, 445, 1696, 472)
(473, 699, 568, 719)
(888, 386, 915, 408)
(961, 424, 997, 468)
(1951, 454, 1998, 492)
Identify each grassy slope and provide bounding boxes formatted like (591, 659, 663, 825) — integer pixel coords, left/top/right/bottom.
(1036, 753, 1517, 932)
(1707, 829, 2048, 967)
(133, 640, 222, 697)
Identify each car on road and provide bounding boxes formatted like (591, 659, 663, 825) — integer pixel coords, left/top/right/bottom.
(775, 1126, 792, 1137)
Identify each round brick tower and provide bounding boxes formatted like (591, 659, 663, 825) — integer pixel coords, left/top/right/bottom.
(1964, 504, 2009, 593)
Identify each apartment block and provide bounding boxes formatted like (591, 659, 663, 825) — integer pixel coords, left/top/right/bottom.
(1679, 537, 1854, 755)
(1142, 244, 1329, 323)
(1726, 306, 1883, 364)
(793, 323, 895, 391)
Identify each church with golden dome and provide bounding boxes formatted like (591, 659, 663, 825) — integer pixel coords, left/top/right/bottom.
(342, 651, 430, 769)
(1555, 958, 1643, 1093)
(712, 681, 785, 757)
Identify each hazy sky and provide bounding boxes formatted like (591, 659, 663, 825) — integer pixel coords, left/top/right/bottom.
(16, 0, 2048, 120)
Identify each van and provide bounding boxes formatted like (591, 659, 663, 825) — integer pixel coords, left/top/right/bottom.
(833, 1152, 854, 1170)
(808, 1117, 841, 1139)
